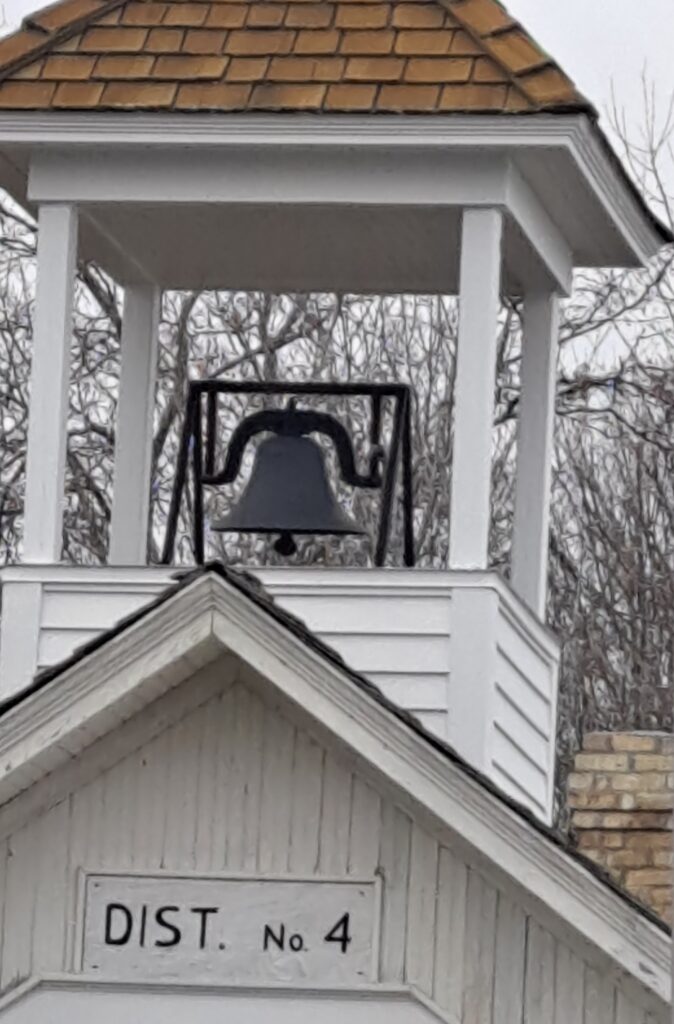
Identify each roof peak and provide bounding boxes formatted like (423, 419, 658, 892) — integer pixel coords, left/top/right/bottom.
(0, 0, 593, 115)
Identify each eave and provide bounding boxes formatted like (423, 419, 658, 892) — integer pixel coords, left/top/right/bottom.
(0, 111, 668, 277)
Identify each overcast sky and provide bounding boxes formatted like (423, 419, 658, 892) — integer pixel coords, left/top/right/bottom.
(3, 0, 673, 130)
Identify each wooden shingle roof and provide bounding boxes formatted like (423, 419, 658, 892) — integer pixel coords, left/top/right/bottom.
(0, 0, 592, 114)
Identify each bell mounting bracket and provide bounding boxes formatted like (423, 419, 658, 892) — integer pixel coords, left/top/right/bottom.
(161, 380, 415, 567)
(209, 405, 382, 490)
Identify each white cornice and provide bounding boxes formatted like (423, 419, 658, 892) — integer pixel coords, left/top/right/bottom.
(0, 112, 665, 264)
(0, 572, 667, 1006)
(0, 111, 618, 147)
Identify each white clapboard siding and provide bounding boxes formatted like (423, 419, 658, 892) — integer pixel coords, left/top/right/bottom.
(36, 578, 171, 669)
(257, 570, 453, 739)
(2, 565, 559, 821)
(0, 669, 662, 1024)
(490, 598, 558, 819)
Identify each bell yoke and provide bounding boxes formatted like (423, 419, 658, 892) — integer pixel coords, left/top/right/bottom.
(161, 381, 415, 567)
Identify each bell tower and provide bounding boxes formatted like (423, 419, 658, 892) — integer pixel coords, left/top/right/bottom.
(0, 0, 668, 825)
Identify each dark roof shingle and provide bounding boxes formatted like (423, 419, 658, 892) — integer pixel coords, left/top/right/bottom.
(0, 0, 593, 113)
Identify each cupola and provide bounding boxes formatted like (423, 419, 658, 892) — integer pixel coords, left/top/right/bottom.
(0, 0, 669, 825)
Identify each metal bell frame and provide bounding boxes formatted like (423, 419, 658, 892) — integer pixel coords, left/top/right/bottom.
(161, 380, 415, 568)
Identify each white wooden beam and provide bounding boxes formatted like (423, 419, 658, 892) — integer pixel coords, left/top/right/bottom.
(22, 203, 78, 564)
(511, 292, 560, 618)
(109, 285, 160, 566)
(449, 208, 503, 570)
(506, 164, 573, 296)
(29, 148, 507, 207)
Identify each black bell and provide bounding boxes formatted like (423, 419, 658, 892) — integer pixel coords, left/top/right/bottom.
(212, 432, 365, 556)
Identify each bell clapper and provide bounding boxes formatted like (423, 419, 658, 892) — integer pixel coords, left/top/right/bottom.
(274, 532, 297, 557)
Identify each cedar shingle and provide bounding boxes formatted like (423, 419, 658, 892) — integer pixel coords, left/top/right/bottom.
(334, 5, 390, 30)
(226, 57, 270, 80)
(205, 5, 247, 29)
(94, 54, 155, 77)
(0, 0, 588, 114)
(285, 5, 333, 29)
(183, 30, 228, 55)
(405, 57, 471, 83)
(226, 30, 295, 55)
(504, 86, 531, 112)
(450, 30, 481, 55)
(80, 27, 149, 51)
(344, 55, 403, 80)
(486, 28, 547, 74)
(392, 4, 445, 29)
(325, 82, 376, 110)
(377, 82, 439, 110)
(153, 54, 227, 78)
(9, 60, 44, 80)
(250, 82, 326, 108)
(121, 3, 168, 26)
(473, 56, 506, 82)
(176, 81, 251, 108)
(340, 30, 394, 54)
(266, 56, 344, 79)
(56, 35, 84, 53)
(101, 80, 177, 106)
(146, 28, 184, 52)
(519, 66, 577, 104)
(247, 5, 287, 29)
(53, 80, 105, 105)
(295, 29, 341, 54)
(0, 29, 46, 66)
(268, 56, 324, 80)
(395, 30, 454, 55)
(450, 0, 514, 36)
(96, 9, 122, 25)
(310, 56, 346, 79)
(163, 4, 210, 27)
(42, 54, 97, 79)
(0, 81, 56, 107)
(438, 81, 508, 109)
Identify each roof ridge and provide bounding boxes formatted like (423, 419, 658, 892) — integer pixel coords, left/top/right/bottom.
(438, 0, 533, 112)
(0, 0, 127, 83)
(441, 0, 594, 114)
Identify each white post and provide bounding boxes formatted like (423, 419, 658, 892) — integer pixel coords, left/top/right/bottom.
(23, 203, 78, 564)
(511, 291, 560, 618)
(109, 284, 160, 565)
(449, 207, 503, 570)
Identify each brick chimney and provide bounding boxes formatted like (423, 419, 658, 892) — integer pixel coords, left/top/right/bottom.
(568, 732, 673, 923)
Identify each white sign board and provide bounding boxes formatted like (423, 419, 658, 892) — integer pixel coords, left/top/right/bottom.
(81, 873, 378, 985)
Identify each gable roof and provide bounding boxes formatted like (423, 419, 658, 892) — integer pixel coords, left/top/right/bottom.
(0, 563, 668, 1005)
(0, 0, 592, 114)
(0, 560, 666, 930)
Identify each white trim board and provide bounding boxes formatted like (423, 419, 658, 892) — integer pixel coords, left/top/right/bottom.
(0, 977, 458, 1024)
(0, 570, 667, 1006)
(0, 113, 665, 268)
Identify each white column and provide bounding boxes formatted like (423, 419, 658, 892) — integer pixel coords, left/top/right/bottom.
(449, 207, 503, 570)
(109, 284, 160, 565)
(23, 203, 78, 564)
(511, 291, 560, 618)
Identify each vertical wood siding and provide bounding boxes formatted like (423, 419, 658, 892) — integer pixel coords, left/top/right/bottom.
(0, 676, 663, 1024)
